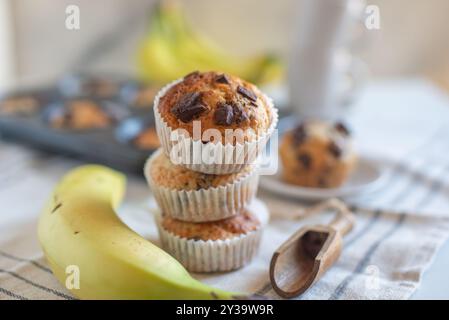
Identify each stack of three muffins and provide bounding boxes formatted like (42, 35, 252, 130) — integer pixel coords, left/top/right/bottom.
(144, 71, 278, 272)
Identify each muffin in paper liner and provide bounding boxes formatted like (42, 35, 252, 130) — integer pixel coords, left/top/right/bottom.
(144, 149, 260, 222)
(154, 198, 270, 273)
(153, 77, 278, 175)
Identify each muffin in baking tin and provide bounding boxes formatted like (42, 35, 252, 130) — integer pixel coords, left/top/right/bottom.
(44, 98, 128, 130)
(0, 91, 48, 117)
(0, 96, 40, 116)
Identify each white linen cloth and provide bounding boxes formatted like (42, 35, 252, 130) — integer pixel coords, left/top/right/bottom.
(1, 79, 449, 300)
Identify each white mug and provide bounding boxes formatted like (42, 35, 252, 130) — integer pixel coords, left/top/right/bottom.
(288, 0, 363, 120)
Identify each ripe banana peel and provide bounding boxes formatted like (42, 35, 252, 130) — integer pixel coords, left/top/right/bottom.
(38, 165, 243, 299)
(137, 1, 284, 84)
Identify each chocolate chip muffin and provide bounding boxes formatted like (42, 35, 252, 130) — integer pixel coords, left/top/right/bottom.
(145, 149, 259, 222)
(157, 71, 274, 143)
(279, 121, 357, 188)
(153, 71, 278, 174)
(147, 149, 253, 191)
(155, 200, 269, 272)
(160, 209, 260, 241)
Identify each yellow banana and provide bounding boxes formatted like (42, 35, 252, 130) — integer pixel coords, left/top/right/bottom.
(137, 1, 284, 85)
(38, 165, 242, 299)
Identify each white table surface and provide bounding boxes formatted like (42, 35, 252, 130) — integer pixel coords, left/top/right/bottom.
(413, 239, 449, 299)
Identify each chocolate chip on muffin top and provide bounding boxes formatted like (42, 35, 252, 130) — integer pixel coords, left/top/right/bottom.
(237, 85, 258, 102)
(334, 121, 350, 136)
(213, 103, 234, 126)
(292, 124, 307, 146)
(328, 141, 342, 158)
(297, 152, 312, 169)
(170, 92, 208, 123)
(215, 73, 231, 85)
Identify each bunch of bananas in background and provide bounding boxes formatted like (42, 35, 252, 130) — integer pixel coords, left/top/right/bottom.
(137, 0, 284, 85)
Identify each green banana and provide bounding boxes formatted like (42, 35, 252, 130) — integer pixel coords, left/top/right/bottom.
(38, 165, 242, 299)
(137, 1, 284, 84)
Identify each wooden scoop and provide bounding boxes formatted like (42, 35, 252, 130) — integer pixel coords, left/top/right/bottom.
(269, 199, 355, 298)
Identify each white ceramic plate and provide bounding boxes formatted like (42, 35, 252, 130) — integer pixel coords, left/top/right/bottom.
(259, 156, 386, 200)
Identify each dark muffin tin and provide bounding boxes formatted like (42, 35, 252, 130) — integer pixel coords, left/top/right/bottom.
(58, 73, 122, 99)
(0, 74, 159, 174)
(116, 115, 154, 144)
(42, 98, 129, 130)
(0, 88, 56, 117)
(119, 81, 157, 110)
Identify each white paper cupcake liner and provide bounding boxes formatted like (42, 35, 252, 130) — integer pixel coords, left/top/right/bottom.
(144, 149, 259, 222)
(154, 198, 269, 273)
(153, 77, 278, 175)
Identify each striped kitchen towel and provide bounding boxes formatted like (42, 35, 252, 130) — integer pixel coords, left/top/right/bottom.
(243, 207, 449, 300)
(198, 125, 449, 300)
(1, 121, 449, 299)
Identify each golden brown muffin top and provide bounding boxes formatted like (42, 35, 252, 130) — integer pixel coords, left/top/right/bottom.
(148, 151, 253, 190)
(161, 210, 260, 241)
(157, 71, 273, 143)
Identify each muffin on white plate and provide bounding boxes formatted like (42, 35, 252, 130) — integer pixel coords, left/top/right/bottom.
(279, 121, 357, 188)
(145, 148, 259, 222)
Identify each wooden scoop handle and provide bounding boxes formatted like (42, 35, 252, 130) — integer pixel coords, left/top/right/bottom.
(327, 199, 355, 236)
